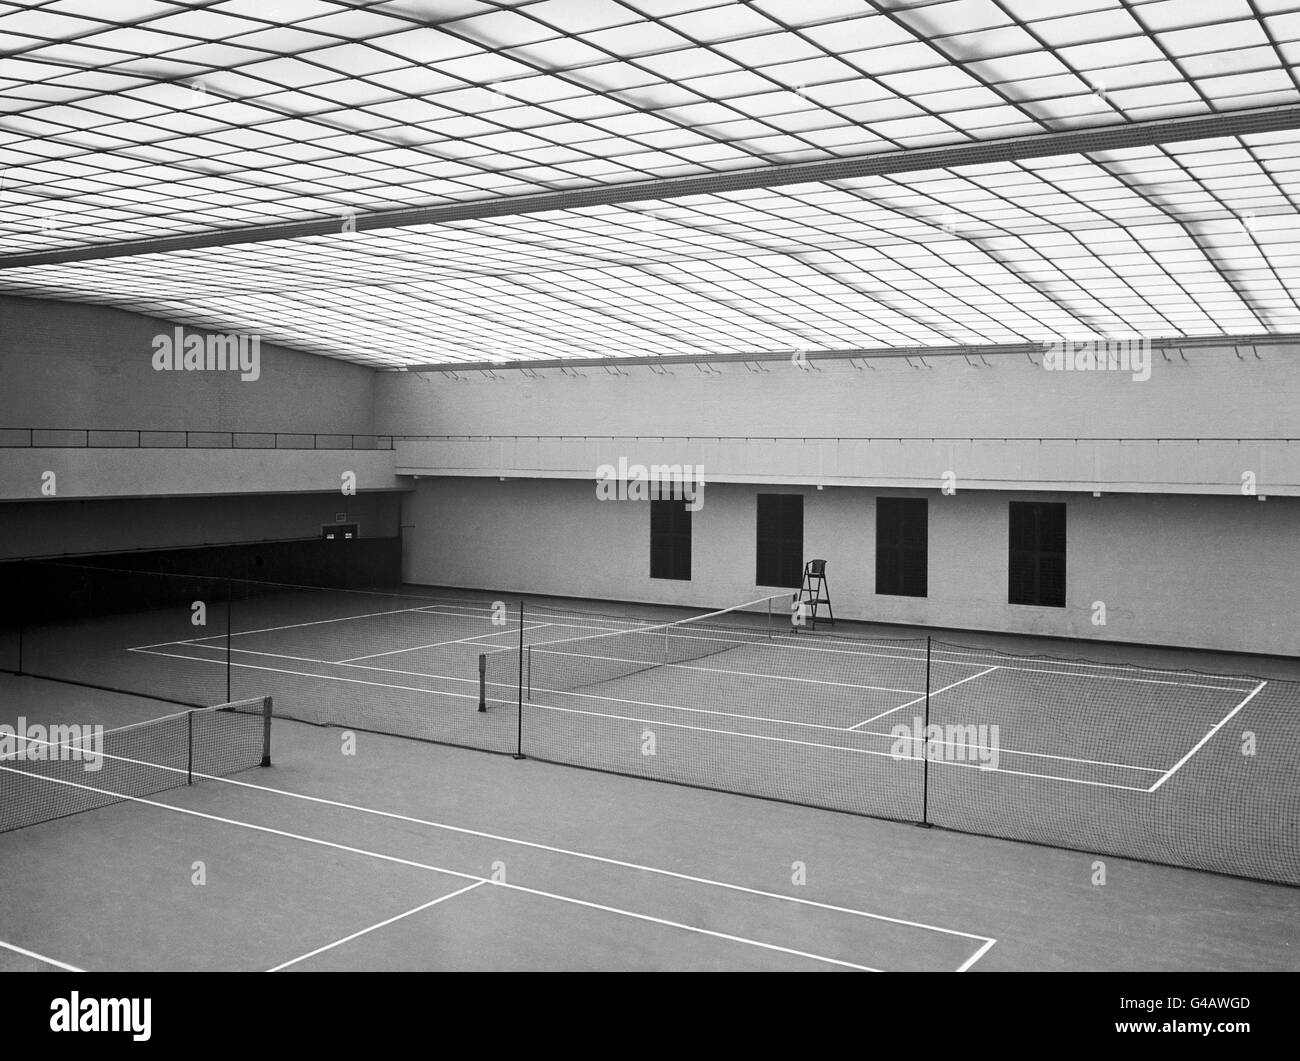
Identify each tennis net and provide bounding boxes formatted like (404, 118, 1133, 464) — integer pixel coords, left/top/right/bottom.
(478, 594, 790, 708)
(0, 696, 272, 834)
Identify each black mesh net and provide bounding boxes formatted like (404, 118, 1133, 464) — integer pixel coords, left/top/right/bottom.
(224, 581, 521, 754)
(0, 696, 270, 834)
(485, 597, 927, 822)
(0, 560, 233, 708)
(922, 641, 1300, 886)
(5, 561, 1295, 886)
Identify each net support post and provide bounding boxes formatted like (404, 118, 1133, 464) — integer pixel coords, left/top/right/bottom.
(919, 636, 932, 829)
(477, 653, 487, 712)
(260, 696, 273, 767)
(186, 710, 194, 785)
(514, 601, 526, 760)
(225, 579, 233, 704)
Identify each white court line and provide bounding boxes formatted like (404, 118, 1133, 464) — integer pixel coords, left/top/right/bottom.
(478, 881, 880, 971)
(85, 756, 995, 965)
(267, 882, 486, 971)
(0, 938, 83, 972)
(134, 642, 484, 686)
(336, 627, 521, 664)
(4, 767, 888, 972)
(922, 643, 1261, 687)
(131, 642, 1164, 774)
(135, 605, 1260, 697)
(521, 682, 891, 736)
(531, 647, 922, 696)
(957, 937, 998, 973)
(3, 729, 995, 966)
(174, 607, 605, 652)
(1147, 681, 1269, 793)
(517, 699, 1154, 791)
(849, 667, 1001, 730)
(919, 751, 1152, 790)
(520, 677, 1163, 774)
(126, 603, 437, 650)
(175, 603, 507, 649)
(415, 606, 642, 636)
(778, 635, 1262, 692)
(132, 643, 907, 738)
(128, 647, 484, 703)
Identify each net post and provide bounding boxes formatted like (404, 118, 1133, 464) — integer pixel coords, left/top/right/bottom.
(514, 601, 526, 760)
(477, 653, 487, 712)
(187, 709, 194, 785)
(225, 578, 232, 704)
(920, 636, 932, 828)
(260, 696, 272, 767)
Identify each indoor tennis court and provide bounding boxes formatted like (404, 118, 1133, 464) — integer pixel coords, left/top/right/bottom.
(2, 676, 1295, 974)
(3, 0, 1300, 982)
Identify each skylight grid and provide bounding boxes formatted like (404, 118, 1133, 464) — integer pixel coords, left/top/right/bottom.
(2, 1, 1300, 363)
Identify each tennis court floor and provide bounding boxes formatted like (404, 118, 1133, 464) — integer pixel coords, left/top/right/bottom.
(113, 593, 1270, 791)
(6, 585, 1299, 891)
(2, 682, 1296, 972)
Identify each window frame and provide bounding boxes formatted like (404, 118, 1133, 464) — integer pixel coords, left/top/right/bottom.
(649, 497, 692, 581)
(755, 493, 804, 589)
(1008, 501, 1066, 608)
(875, 497, 928, 598)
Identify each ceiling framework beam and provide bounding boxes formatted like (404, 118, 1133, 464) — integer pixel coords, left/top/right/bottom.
(5, 105, 1300, 270)
(399, 333, 1297, 374)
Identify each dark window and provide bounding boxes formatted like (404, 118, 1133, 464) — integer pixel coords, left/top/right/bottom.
(756, 494, 803, 588)
(876, 498, 928, 597)
(650, 499, 691, 581)
(1008, 502, 1066, 607)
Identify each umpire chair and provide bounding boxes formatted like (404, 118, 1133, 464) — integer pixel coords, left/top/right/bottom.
(796, 559, 834, 630)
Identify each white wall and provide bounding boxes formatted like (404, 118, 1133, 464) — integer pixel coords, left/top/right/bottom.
(0, 295, 376, 433)
(378, 343, 1300, 440)
(403, 477, 1300, 657)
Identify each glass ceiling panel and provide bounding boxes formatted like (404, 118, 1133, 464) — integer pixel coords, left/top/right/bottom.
(0, 0, 1298, 364)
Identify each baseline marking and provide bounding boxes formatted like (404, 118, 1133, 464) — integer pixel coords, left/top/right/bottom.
(267, 882, 486, 971)
(849, 667, 1000, 729)
(1147, 681, 1268, 793)
(6, 768, 885, 972)
(0, 938, 83, 972)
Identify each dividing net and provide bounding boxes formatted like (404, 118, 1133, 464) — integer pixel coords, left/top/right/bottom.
(480, 594, 790, 705)
(0, 696, 271, 834)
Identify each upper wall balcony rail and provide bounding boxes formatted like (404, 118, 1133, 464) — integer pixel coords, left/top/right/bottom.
(6, 431, 1297, 448)
(391, 434, 1300, 494)
(388, 434, 1300, 445)
(0, 429, 395, 450)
